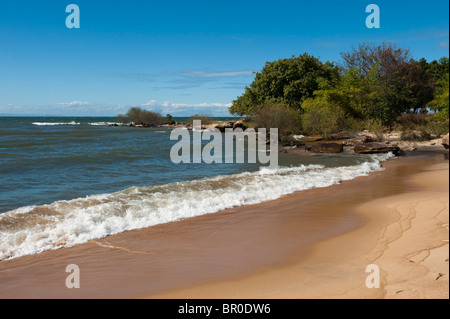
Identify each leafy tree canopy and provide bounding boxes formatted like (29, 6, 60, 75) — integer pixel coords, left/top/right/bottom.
(229, 53, 340, 116)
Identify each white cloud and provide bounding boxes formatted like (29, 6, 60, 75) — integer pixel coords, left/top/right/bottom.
(138, 100, 233, 116)
(57, 101, 90, 107)
(142, 100, 231, 108)
(0, 100, 233, 117)
(142, 100, 157, 106)
(170, 102, 231, 108)
(182, 70, 254, 78)
(436, 40, 449, 49)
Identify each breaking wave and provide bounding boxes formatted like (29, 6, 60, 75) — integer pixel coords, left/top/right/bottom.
(0, 153, 394, 260)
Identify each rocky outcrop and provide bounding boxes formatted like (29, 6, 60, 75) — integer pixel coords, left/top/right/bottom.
(233, 120, 248, 130)
(442, 133, 449, 150)
(295, 136, 323, 143)
(280, 136, 306, 147)
(214, 121, 234, 132)
(362, 135, 377, 143)
(307, 143, 343, 153)
(328, 132, 352, 140)
(354, 142, 404, 156)
(342, 140, 357, 147)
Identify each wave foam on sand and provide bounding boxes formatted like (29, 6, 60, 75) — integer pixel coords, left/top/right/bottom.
(0, 153, 394, 260)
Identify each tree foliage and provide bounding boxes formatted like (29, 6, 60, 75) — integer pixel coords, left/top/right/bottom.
(165, 114, 175, 125)
(429, 73, 449, 119)
(339, 42, 436, 124)
(340, 41, 411, 78)
(229, 53, 340, 116)
(417, 57, 449, 81)
(233, 42, 441, 128)
(301, 89, 356, 138)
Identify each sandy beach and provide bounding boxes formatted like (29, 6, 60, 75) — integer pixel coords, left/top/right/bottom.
(151, 153, 449, 299)
(0, 151, 448, 299)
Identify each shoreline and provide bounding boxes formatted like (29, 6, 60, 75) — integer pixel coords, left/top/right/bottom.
(150, 152, 449, 299)
(0, 151, 448, 298)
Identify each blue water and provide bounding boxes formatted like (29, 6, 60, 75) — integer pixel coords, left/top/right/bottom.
(0, 116, 393, 260)
(0, 116, 250, 213)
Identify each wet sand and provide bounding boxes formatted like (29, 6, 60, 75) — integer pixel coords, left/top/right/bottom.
(0, 152, 448, 298)
(151, 153, 449, 299)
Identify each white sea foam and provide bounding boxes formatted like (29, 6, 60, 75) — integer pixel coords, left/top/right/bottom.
(0, 153, 394, 260)
(88, 122, 109, 126)
(32, 121, 125, 126)
(88, 122, 122, 126)
(32, 121, 80, 126)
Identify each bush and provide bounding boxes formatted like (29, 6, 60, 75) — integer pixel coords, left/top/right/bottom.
(118, 107, 163, 127)
(117, 114, 129, 124)
(301, 98, 352, 139)
(401, 130, 432, 142)
(250, 103, 302, 136)
(367, 119, 387, 142)
(139, 111, 163, 127)
(186, 114, 212, 125)
(396, 113, 448, 140)
(395, 113, 428, 128)
(425, 117, 449, 136)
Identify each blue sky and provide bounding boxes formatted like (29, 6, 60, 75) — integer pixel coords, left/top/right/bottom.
(0, 0, 448, 116)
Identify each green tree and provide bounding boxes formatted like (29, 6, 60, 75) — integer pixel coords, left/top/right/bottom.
(165, 114, 175, 125)
(382, 61, 435, 115)
(341, 52, 435, 125)
(229, 87, 258, 116)
(429, 73, 449, 119)
(417, 57, 449, 81)
(229, 53, 340, 116)
(340, 42, 436, 125)
(301, 96, 349, 139)
(307, 65, 381, 124)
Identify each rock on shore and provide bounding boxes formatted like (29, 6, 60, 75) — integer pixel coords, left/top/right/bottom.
(214, 121, 234, 132)
(442, 133, 449, 150)
(233, 120, 248, 130)
(354, 142, 404, 156)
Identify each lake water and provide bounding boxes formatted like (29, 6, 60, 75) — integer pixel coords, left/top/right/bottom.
(0, 116, 393, 260)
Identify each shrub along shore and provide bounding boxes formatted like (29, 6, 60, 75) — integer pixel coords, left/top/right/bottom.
(115, 110, 450, 156)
